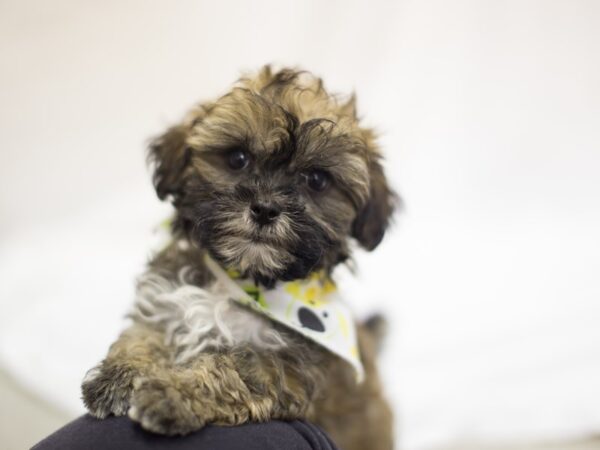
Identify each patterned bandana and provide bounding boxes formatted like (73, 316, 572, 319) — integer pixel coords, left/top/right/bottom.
(204, 255, 364, 383)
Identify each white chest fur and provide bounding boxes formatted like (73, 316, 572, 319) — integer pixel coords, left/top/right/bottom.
(130, 267, 286, 364)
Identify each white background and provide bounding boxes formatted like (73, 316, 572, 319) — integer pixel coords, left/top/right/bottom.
(1, 1, 599, 449)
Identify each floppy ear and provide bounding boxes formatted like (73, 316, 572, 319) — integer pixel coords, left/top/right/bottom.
(147, 125, 191, 202)
(351, 159, 396, 251)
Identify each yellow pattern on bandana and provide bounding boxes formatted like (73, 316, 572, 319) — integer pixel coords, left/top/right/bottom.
(204, 255, 365, 383)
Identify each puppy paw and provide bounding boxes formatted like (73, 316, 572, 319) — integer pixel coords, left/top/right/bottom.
(81, 362, 135, 418)
(128, 377, 203, 435)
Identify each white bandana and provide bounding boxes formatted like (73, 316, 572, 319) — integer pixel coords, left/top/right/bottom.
(204, 255, 364, 383)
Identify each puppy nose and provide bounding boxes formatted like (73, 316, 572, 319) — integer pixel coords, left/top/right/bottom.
(250, 202, 280, 226)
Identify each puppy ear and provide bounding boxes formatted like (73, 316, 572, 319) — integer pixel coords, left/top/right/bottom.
(148, 125, 191, 202)
(351, 158, 396, 251)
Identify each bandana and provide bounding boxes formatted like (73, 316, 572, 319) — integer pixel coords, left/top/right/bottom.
(204, 255, 364, 382)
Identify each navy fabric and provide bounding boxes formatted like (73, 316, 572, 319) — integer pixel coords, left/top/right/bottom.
(32, 415, 339, 450)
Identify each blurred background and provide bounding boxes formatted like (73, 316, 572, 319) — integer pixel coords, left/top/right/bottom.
(1, 1, 599, 449)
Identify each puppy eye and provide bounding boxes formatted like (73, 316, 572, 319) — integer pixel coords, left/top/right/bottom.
(227, 148, 250, 170)
(304, 169, 330, 192)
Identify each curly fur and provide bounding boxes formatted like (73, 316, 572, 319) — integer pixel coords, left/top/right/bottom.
(130, 266, 286, 363)
(82, 66, 396, 450)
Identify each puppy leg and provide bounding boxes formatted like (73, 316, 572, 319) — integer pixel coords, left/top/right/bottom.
(81, 324, 169, 418)
(128, 345, 326, 435)
(316, 385, 394, 450)
(312, 327, 394, 450)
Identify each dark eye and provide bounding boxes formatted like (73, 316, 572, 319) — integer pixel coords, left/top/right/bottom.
(227, 148, 250, 170)
(305, 169, 330, 192)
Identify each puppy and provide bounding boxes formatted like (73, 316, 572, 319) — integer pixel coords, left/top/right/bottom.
(82, 66, 395, 450)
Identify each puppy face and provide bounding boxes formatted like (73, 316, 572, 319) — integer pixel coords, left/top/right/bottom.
(150, 67, 394, 286)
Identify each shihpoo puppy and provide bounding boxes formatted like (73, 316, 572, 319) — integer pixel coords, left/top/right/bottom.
(82, 66, 396, 450)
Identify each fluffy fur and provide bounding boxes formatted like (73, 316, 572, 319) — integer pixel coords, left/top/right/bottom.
(131, 265, 286, 363)
(82, 66, 395, 450)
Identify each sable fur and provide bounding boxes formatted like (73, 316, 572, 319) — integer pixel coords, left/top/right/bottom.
(82, 66, 395, 450)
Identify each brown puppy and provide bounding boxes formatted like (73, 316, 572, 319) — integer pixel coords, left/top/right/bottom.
(82, 66, 395, 450)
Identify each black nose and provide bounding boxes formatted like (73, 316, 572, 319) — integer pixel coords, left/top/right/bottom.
(250, 202, 280, 226)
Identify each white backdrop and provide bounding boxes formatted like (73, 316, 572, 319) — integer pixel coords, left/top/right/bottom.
(1, 1, 600, 449)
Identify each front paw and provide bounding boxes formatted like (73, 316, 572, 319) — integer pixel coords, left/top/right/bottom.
(81, 362, 135, 418)
(128, 378, 203, 435)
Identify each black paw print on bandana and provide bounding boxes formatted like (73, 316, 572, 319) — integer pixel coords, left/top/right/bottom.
(298, 307, 330, 332)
